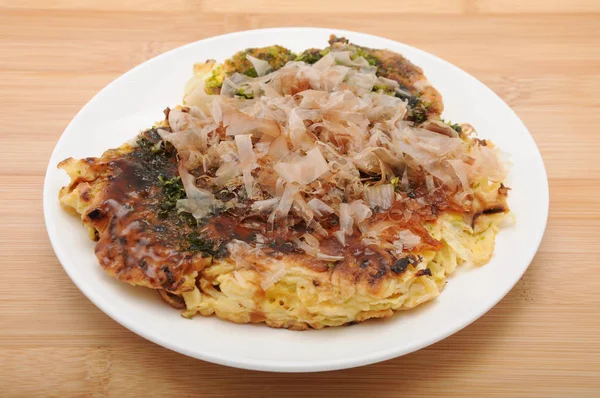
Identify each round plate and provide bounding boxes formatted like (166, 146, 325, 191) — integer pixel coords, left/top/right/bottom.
(43, 28, 549, 372)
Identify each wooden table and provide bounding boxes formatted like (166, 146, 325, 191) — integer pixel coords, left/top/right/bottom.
(1, 1, 599, 396)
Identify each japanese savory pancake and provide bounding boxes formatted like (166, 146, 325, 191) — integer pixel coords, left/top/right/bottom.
(59, 35, 510, 330)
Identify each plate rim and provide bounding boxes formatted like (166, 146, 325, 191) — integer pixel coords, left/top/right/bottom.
(43, 27, 549, 372)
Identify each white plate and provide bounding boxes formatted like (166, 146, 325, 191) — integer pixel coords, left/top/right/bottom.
(43, 28, 549, 372)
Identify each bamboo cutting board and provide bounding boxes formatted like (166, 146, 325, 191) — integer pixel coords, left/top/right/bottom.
(1, 1, 599, 396)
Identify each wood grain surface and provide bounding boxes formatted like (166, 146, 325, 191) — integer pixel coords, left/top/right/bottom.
(1, 1, 599, 396)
